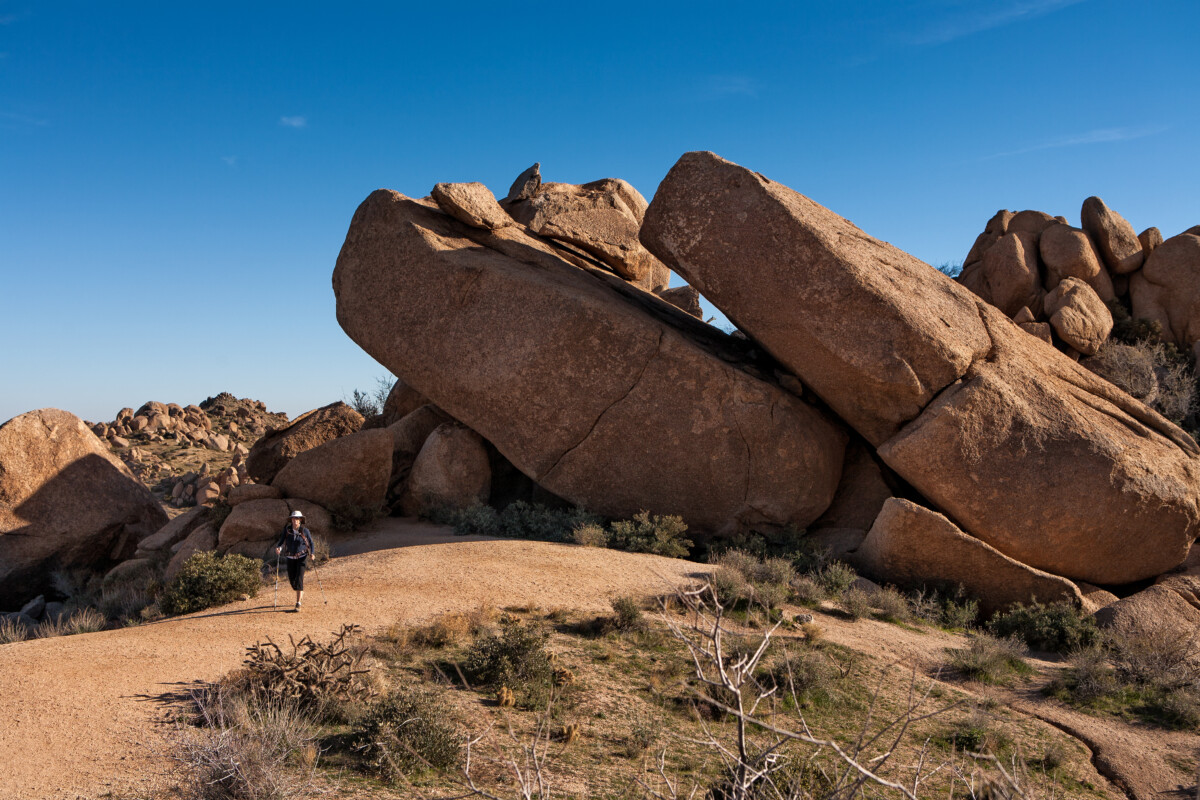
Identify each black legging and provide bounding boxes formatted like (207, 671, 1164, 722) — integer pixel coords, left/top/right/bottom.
(285, 556, 307, 591)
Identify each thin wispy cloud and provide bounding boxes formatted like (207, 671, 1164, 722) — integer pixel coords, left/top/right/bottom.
(906, 0, 1088, 46)
(279, 115, 307, 128)
(982, 125, 1165, 160)
(0, 111, 49, 129)
(706, 75, 758, 98)
(221, 155, 238, 167)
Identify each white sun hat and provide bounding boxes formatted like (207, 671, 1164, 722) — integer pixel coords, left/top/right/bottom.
(289, 510, 305, 518)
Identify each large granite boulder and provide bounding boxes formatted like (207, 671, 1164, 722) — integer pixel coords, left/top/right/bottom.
(505, 178, 670, 292)
(1039, 222, 1114, 302)
(400, 422, 492, 516)
(380, 378, 428, 426)
(856, 499, 1082, 617)
(1129, 232, 1200, 358)
(1044, 277, 1112, 356)
(386, 404, 453, 507)
(642, 151, 1200, 583)
(333, 189, 847, 536)
(272, 428, 393, 518)
(245, 401, 363, 483)
(1081, 196, 1144, 275)
(0, 409, 168, 607)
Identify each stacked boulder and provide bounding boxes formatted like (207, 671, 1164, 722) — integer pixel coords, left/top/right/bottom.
(958, 198, 1200, 363)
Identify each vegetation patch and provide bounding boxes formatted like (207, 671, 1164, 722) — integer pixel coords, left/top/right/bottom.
(159, 551, 262, 616)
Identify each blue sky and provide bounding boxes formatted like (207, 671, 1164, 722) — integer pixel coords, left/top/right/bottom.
(2, 0, 1197, 424)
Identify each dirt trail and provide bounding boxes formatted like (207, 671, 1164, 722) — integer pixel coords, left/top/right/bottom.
(0, 519, 701, 800)
(808, 610, 1200, 800)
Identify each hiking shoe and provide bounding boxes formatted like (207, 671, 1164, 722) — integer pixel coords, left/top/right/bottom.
(294, 603, 302, 612)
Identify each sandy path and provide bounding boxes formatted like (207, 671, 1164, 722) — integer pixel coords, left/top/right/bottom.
(0, 519, 701, 800)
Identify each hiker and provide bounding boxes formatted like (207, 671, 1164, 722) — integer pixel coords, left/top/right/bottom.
(275, 510, 314, 611)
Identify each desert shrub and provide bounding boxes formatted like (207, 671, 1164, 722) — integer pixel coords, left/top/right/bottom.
(872, 586, 912, 623)
(935, 706, 1011, 755)
(624, 715, 659, 757)
(1084, 338, 1196, 425)
(572, 523, 608, 547)
(1108, 627, 1200, 692)
(608, 511, 693, 557)
(839, 587, 873, 621)
(610, 596, 645, 632)
(177, 693, 318, 800)
(948, 634, 1031, 684)
(709, 550, 794, 609)
(988, 600, 1099, 654)
(208, 500, 233, 533)
(1159, 687, 1200, 729)
(57, 607, 107, 636)
(908, 585, 979, 630)
(711, 525, 810, 561)
(815, 561, 857, 599)
(463, 617, 554, 708)
(160, 551, 262, 616)
(767, 647, 840, 706)
(99, 580, 158, 623)
(0, 616, 29, 644)
(787, 537, 836, 575)
(789, 575, 824, 605)
(498, 501, 601, 543)
(355, 688, 461, 781)
(437, 503, 500, 536)
(1057, 648, 1119, 704)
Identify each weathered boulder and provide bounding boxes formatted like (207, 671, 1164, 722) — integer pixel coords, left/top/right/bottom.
(245, 401, 363, 483)
(1138, 227, 1163, 258)
(642, 151, 1200, 583)
(657, 285, 703, 318)
(431, 182, 513, 230)
(978, 232, 1043, 318)
(400, 423, 492, 516)
(1129, 233, 1200, 357)
(1077, 582, 1119, 615)
(134, 506, 208, 556)
(380, 378, 428, 426)
(506, 178, 670, 292)
(1081, 196, 1143, 275)
(103, 558, 154, 587)
(0, 409, 168, 607)
(217, 499, 288, 549)
(227, 483, 282, 506)
(272, 428, 393, 517)
(856, 499, 1082, 617)
(504, 163, 541, 202)
(1044, 277, 1113, 356)
(1039, 222, 1114, 301)
(19, 595, 45, 620)
(1019, 321, 1054, 345)
(1007, 209, 1057, 237)
(809, 440, 892, 534)
(333, 187, 847, 535)
(164, 522, 217, 582)
(963, 210, 1013, 268)
(1094, 585, 1200, 648)
(386, 404, 453, 505)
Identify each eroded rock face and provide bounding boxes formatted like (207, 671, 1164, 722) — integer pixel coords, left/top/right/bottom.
(245, 401, 364, 484)
(505, 178, 670, 292)
(272, 428, 393, 517)
(333, 188, 847, 536)
(1130, 233, 1200, 358)
(1082, 196, 1144, 275)
(1044, 277, 1112, 356)
(432, 182, 513, 230)
(381, 379, 428, 427)
(400, 423, 492, 516)
(857, 499, 1082, 616)
(1039, 222, 1114, 302)
(642, 151, 1200, 583)
(0, 409, 168, 607)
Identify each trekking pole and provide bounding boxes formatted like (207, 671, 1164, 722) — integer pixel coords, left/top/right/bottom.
(274, 550, 280, 610)
(310, 558, 329, 606)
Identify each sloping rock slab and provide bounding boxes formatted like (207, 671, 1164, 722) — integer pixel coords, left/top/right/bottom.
(272, 428, 392, 518)
(245, 401, 363, 484)
(856, 498, 1082, 617)
(333, 189, 847, 535)
(642, 151, 1200, 583)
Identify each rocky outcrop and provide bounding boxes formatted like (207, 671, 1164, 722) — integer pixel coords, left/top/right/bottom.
(1130, 232, 1200, 359)
(856, 499, 1082, 617)
(133, 505, 208, 558)
(400, 423, 493, 516)
(1081, 196, 1143, 275)
(504, 177, 671, 292)
(245, 401, 363, 484)
(642, 151, 1200, 584)
(380, 379, 428, 427)
(386, 404, 453, 509)
(333, 187, 847, 536)
(432, 182, 514, 230)
(164, 522, 217, 582)
(1044, 277, 1112, 356)
(656, 285, 703, 318)
(272, 428, 393, 517)
(0, 409, 168, 607)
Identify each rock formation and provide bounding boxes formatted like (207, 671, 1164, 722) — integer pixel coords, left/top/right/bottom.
(245, 401, 363, 484)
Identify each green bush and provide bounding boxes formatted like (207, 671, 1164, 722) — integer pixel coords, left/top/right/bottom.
(610, 596, 645, 632)
(839, 587, 873, 621)
(572, 523, 608, 547)
(463, 617, 554, 708)
(948, 634, 1031, 684)
(908, 586, 979, 630)
(436, 502, 602, 544)
(608, 511, 693, 557)
(988, 600, 1099, 654)
(815, 562, 857, 599)
(160, 551, 262, 616)
(356, 689, 460, 780)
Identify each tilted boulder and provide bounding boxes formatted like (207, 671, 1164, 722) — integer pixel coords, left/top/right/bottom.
(656, 285, 703, 318)
(431, 182, 513, 230)
(856, 499, 1082, 616)
(1039, 222, 1114, 301)
(505, 178, 670, 292)
(386, 404, 452, 507)
(333, 189, 847, 536)
(227, 483, 282, 506)
(1138, 227, 1163, 258)
(1081, 196, 1144, 275)
(400, 422, 492, 516)
(380, 378, 428, 426)
(0, 409, 168, 607)
(1129, 232, 1200, 359)
(642, 151, 1200, 583)
(1044, 277, 1113, 356)
(134, 505, 208, 557)
(164, 522, 217, 582)
(245, 401, 363, 483)
(272, 428, 393, 518)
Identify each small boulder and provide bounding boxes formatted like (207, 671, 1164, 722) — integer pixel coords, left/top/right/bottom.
(19, 594, 45, 620)
(656, 285, 703, 318)
(386, 404, 453, 505)
(1044, 278, 1113, 356)
(980, 232, 1043, 317)
(809, 440, 892, 535)
(164, 523, 218, 582)
(856, 499, 1082, 617)
(103, 558, 154, 587)
(1006, 209, 1057, 237)
(401, 423, 492, 516)
(217, 499, 289, 549)
(1094, 585, 1200, 646)
(1138, 227, 1163, 258)
(245, 401, 364, 484)
(1039, 222, 1113, 301)
(134, 505, 208, 555)
(1129, 232, 1200, 356)
(1077, 581, 1120, 615)
(227, 484, 283, 506)
(1018, 321, 1054, 345)
(1081, 196, 1143, 275)
(272, 428, 393, 519)
(432, 182, 513, 230)
(380, 378, 429, 427)
(195, 482, 221, 506)
(504, 163, 541, 202)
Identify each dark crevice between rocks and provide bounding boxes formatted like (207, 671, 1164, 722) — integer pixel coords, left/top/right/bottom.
(536, 329, 665, 485)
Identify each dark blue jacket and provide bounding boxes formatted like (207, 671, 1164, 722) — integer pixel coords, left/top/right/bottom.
(275, 525, 313, 559)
